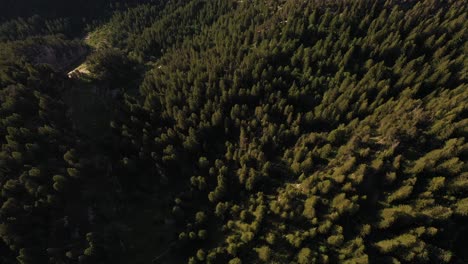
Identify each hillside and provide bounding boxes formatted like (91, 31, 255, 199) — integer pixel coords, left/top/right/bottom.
(0, 0, 467, 264)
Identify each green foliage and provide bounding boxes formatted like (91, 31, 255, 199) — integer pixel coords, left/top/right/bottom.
(298, 247, 314, 264)
(255, 245, 271, 262)
(455, 198, 468, 217)
(196, 249, 206, 261)
(86, 48, 139, 88)
(228, 258, 242, 264)
(1, 0, 467, 263)
(303, 196, 318, 219)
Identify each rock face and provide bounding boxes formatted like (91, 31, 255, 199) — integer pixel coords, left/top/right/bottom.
(33, 44, 88, 72)
(67, 63, 91, 79)
(0, 35, 90, 73)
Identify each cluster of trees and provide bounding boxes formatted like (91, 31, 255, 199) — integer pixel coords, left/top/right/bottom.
(86, 48, 140, 88)
(110, 0, 467, 263)
(0, 0, 467, 263)
(92, 0, 235, 61)
(0, 8, 121, 264)
(0, 56, 122, 262)
(0, 85, 106, 263)
(0, 15, 78, 42)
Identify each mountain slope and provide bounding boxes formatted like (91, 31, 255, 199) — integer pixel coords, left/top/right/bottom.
(0, 0, 467, 263)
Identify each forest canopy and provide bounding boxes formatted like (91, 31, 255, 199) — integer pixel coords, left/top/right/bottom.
(0, 0, 467, 263)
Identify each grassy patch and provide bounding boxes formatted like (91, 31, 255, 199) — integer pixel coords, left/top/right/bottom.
(85, 25, 112, 50)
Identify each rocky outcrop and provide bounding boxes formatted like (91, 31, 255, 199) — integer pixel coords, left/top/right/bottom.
(33, 44, 88, 72)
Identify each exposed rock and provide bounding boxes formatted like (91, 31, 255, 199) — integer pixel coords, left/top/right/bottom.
(34, 45, 88, 72)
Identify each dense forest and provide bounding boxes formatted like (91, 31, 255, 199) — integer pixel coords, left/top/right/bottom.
(0, 0, 467, 263)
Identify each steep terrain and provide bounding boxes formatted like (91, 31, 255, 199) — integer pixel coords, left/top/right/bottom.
(0, 0, 467, 264)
